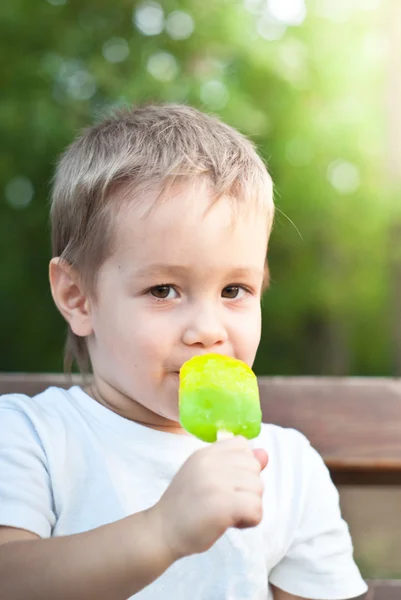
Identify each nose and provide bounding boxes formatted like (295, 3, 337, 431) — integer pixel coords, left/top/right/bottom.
(181, 303, 228, 349)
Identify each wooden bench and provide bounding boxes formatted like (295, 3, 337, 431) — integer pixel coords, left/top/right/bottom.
(1, 373, 401, 599)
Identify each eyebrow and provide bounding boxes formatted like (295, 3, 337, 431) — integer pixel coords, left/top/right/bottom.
(132, 265, 188, 279)
(132, 264, 264, 279)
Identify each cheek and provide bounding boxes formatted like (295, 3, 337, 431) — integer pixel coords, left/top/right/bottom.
(245, 319, 262, 354)
(116, 309, 177, 360)
(231, 306, 262, 358)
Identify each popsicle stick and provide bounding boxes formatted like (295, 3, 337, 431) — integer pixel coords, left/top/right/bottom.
(217, 430, 234, 441)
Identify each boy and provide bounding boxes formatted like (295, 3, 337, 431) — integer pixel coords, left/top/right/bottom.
(0, 104, 367, 599)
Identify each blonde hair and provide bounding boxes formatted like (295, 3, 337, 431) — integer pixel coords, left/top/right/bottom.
(50, 103, 274, 372)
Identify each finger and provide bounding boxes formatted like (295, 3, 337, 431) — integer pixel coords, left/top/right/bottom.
(223, 452, 262, 474)
(252, 448, 269, 471)
(234, 473, 264, 496)
(232, 491, 264, 529)
(213, 435, 249, 451)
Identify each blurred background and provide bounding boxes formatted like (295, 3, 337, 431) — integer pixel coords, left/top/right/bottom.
(2, 0, 401, 377)
(1, 0, 401, 579)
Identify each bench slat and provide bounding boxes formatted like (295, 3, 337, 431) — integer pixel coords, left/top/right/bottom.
(366, 579, 401, 599)
(0, 373, 82, 396)
(258, 377, 401, 484)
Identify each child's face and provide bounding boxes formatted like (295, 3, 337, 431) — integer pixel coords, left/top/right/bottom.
(87, 181, 269, 428)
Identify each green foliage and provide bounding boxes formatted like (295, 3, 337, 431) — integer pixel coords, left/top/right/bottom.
(0, 0, 394, 375)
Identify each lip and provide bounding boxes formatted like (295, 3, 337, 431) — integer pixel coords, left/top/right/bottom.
(171, 354, 232, 376)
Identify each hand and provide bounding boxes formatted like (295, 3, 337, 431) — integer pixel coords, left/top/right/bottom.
(151, 436, 268, 561)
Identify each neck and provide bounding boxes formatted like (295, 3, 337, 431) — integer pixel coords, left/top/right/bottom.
(84, 378, 187, 435)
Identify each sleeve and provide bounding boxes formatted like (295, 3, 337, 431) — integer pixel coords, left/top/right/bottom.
(269, 435, 368, 600)
(0, 401, 56, 538)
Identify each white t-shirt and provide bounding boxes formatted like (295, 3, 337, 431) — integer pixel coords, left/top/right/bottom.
(0, 386, 367, 600)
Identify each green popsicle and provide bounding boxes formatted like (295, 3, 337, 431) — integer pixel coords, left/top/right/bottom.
(179, 353, 262, 442)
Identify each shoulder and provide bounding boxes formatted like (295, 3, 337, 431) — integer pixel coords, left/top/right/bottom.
(256, 423, 338, 533)
(258, 422, 311, 449)
(0, 385, 72, 409)
(0, 389, 71, 537)
(258, 426, 368, 598)
(258, 423, 336, 506)
(0, 386, 83, 438)
(256, 423, 316, 475)
(0, 385, 80, 413)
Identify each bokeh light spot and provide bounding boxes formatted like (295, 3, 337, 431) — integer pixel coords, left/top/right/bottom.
(5, 177, 34, 209)
(257, 14, 287, 40)
(327, 160, 360, 194)
(102, 38, 130, 63)
(165, 11, 194, 40)
(200, 80, 229, 110)
(134, 2, 164, 36)
(54, 60, 96, 101)
(147, 52, 179, 81)
(268, 0, 306, 25)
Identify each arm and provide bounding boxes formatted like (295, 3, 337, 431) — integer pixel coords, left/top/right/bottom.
(271, 584, 368, 600)
(0, 437, 267, 600)
(271, 585, 304, 600)
(0, 508, 173, 600)
(267, 430, 368, 600)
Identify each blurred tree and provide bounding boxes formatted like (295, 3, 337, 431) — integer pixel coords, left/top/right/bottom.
(0, 0, 393, 375)
(385, 0, 401, 374)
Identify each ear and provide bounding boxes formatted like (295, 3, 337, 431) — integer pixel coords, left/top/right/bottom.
(49, 258, 93, 337)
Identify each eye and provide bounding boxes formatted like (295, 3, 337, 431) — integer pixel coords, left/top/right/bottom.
(149, 285, 179, 300)
(222, 285, 247, 299)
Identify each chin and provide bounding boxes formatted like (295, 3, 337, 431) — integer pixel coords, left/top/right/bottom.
(156, 402, 179, 424)
(160, 405, 180, 424)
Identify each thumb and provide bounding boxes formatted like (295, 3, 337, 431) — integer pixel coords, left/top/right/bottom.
(252, 448, 269, 471)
